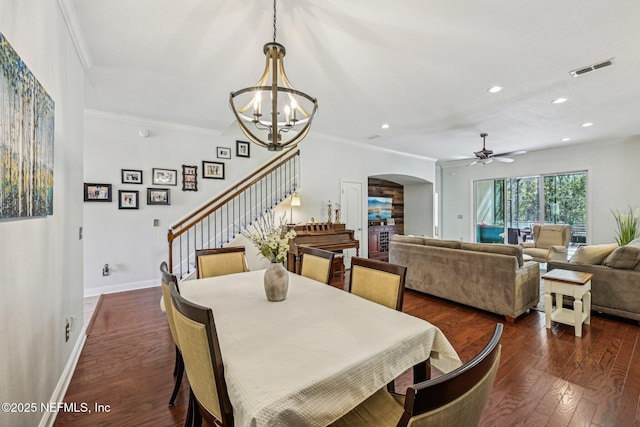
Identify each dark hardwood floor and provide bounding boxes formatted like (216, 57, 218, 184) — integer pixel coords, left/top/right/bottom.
(55, 279, 640, 427)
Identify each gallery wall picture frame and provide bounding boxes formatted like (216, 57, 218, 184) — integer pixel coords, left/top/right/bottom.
(182, 165, 198, 191)
(147, 188, 171, 205)
(118, 190, 139, 209)
(152, 168, 177, 186)
(84, 183, 112, 202)
(217, 146, 231, 159)
(236, 140, 250, 158)
(202, 161, 225, 179)
(121, 169, 143, 184)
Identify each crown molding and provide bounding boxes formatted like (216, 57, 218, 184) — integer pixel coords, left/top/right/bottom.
(57, 0, 93, 70)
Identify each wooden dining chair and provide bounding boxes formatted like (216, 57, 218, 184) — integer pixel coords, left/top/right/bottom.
(299, 247, 335, 284)
(159, 262, 184, 407)
(347, 257, 407, 311)
(169, 282, 234, 427)
(330, 323, 503, 427)
(196, 246, 249, 279)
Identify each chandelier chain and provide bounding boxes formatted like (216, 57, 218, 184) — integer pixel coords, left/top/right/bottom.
(273, 0, 277, 43)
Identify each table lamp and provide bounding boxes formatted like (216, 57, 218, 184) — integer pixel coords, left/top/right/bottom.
(290, 193, 301, 224)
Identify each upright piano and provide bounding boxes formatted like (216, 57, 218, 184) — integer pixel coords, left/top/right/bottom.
(285, 223, 360, 281)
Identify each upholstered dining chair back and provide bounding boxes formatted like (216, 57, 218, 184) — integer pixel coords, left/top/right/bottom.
(300, 247, 335, 284)
(196, 246, 249, 279)
(160, 262, 183, 406)
(347, 257, 407, 311)
(329, 324, 503, 427)
(401, 323, 502, 426)
(169, 282, 234, 427)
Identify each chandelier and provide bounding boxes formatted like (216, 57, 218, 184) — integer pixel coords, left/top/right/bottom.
(229, 0, 318, 151)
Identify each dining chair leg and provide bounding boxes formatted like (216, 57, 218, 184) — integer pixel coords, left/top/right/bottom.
(185, 388, 195, 427)
(173, 345, 180, 376)
(169, 352, 184, 406)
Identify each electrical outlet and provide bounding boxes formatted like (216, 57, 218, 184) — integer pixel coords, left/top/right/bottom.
(79, 226, 83, 240)
(65, 319, 70, 342)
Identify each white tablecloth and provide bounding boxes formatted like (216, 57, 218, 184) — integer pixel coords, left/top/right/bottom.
(179, 269, 461, 427)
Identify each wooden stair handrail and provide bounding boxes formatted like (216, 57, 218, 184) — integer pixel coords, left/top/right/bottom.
(168, 148, 299, 244)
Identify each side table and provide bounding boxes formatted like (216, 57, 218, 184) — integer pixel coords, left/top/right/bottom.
(542, 269, 593, 337)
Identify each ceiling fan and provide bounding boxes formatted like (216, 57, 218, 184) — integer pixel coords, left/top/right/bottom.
(468, 133, 526, 166)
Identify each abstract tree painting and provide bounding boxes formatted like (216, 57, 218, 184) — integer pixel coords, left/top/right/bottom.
(0, 32, 55, 219)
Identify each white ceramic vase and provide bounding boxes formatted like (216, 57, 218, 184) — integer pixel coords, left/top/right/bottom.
(264, 262, 289, 302)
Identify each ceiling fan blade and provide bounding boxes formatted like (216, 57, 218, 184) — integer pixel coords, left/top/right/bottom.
(482, 158, 494, 165)
(493, 156, 514, 163)
(495, 150, 527, 157)
(467, 159, 479, 166)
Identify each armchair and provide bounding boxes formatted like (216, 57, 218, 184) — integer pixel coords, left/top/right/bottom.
(520, 224, 572, 263)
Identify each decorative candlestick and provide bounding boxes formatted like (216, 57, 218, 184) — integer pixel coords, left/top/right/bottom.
(327, 200, 332, 224)
(334, 203, 341, 224)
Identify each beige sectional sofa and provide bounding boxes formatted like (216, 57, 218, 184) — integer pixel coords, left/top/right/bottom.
(389, 235, 540, 321)
(547, 238, 640, 322)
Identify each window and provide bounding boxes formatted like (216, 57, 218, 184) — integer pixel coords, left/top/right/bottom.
(474, 171, 587, 245)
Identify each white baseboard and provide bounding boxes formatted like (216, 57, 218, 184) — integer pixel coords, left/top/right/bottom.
(39, 325, 87, 427)
(84, 279, 158, 297)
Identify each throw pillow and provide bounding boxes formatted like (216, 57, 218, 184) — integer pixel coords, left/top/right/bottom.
(603, 245, 640, 269)
(626, 238, 640, 249)
(569, 243, 618, 265)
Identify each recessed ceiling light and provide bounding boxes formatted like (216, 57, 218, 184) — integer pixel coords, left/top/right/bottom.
(562, 138, 571, 142)
(487, 86, 503, 93)
(381, 123, 390, 129)
(581, 122, 593, 127)
(552, 97, 568, 104)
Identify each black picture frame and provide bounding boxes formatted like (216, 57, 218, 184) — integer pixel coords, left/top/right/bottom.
(236, 140, 250, 158)
(182, 165, 198, 191)
(147, 188, 171, 205)
(118, 190, 139, 209)
(152, 168, 177, 186)
(202, 161, 225, 179)
(217, 146, 231, 159)
(84, 183, 112, 202)
(121, 169, 143, 184)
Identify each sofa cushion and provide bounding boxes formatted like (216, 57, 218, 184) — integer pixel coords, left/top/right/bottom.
(391, 235, 425, 245)
(422, 238, 461, 249)
(460, 242, 524, 267)
(603, 245, 640, 269)
(570, 243, 618, 265)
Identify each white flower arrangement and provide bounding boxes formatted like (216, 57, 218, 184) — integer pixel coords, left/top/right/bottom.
(242, 212, 296, 263)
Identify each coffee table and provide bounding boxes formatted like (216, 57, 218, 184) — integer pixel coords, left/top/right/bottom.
(542, 269, 593, 337)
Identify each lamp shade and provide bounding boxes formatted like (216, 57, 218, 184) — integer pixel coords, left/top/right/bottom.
(290, 195, 301, 207)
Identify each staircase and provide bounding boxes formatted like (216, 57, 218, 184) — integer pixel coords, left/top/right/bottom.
(167, 149, 300, 279)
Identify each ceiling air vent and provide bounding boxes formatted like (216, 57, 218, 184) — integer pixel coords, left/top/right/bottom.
(570, 58, 615, 77)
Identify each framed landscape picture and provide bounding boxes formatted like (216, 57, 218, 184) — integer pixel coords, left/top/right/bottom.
(121, 169, 143, 184)
(84, 183, 112, 202)
(152, 168, 177, 186)
(202, 161, 225, 179)
(182, 165, 198, 191)
(118, 190, 139, 209)
(147, 188, 170, 205)
(217, 146, 231, 159)
(236, 140, 250, 158)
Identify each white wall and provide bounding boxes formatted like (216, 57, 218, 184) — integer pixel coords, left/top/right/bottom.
(82, 112, 274, 295)
(439, 137, 640, 245)
(404, 182, 435, 237)
(0, 1, 85, 426)
(82, 123, 438, 294)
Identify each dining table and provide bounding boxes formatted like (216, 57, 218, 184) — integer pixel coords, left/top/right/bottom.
(178, 269, 462, 427)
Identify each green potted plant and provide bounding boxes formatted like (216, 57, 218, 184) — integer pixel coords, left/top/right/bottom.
(612, 206, 640, 246)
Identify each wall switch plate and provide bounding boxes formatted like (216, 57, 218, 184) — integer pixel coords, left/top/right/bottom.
(153, 219, 159, 227)
(79, 226, 83, 240)
(457, 214, 463, 219)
